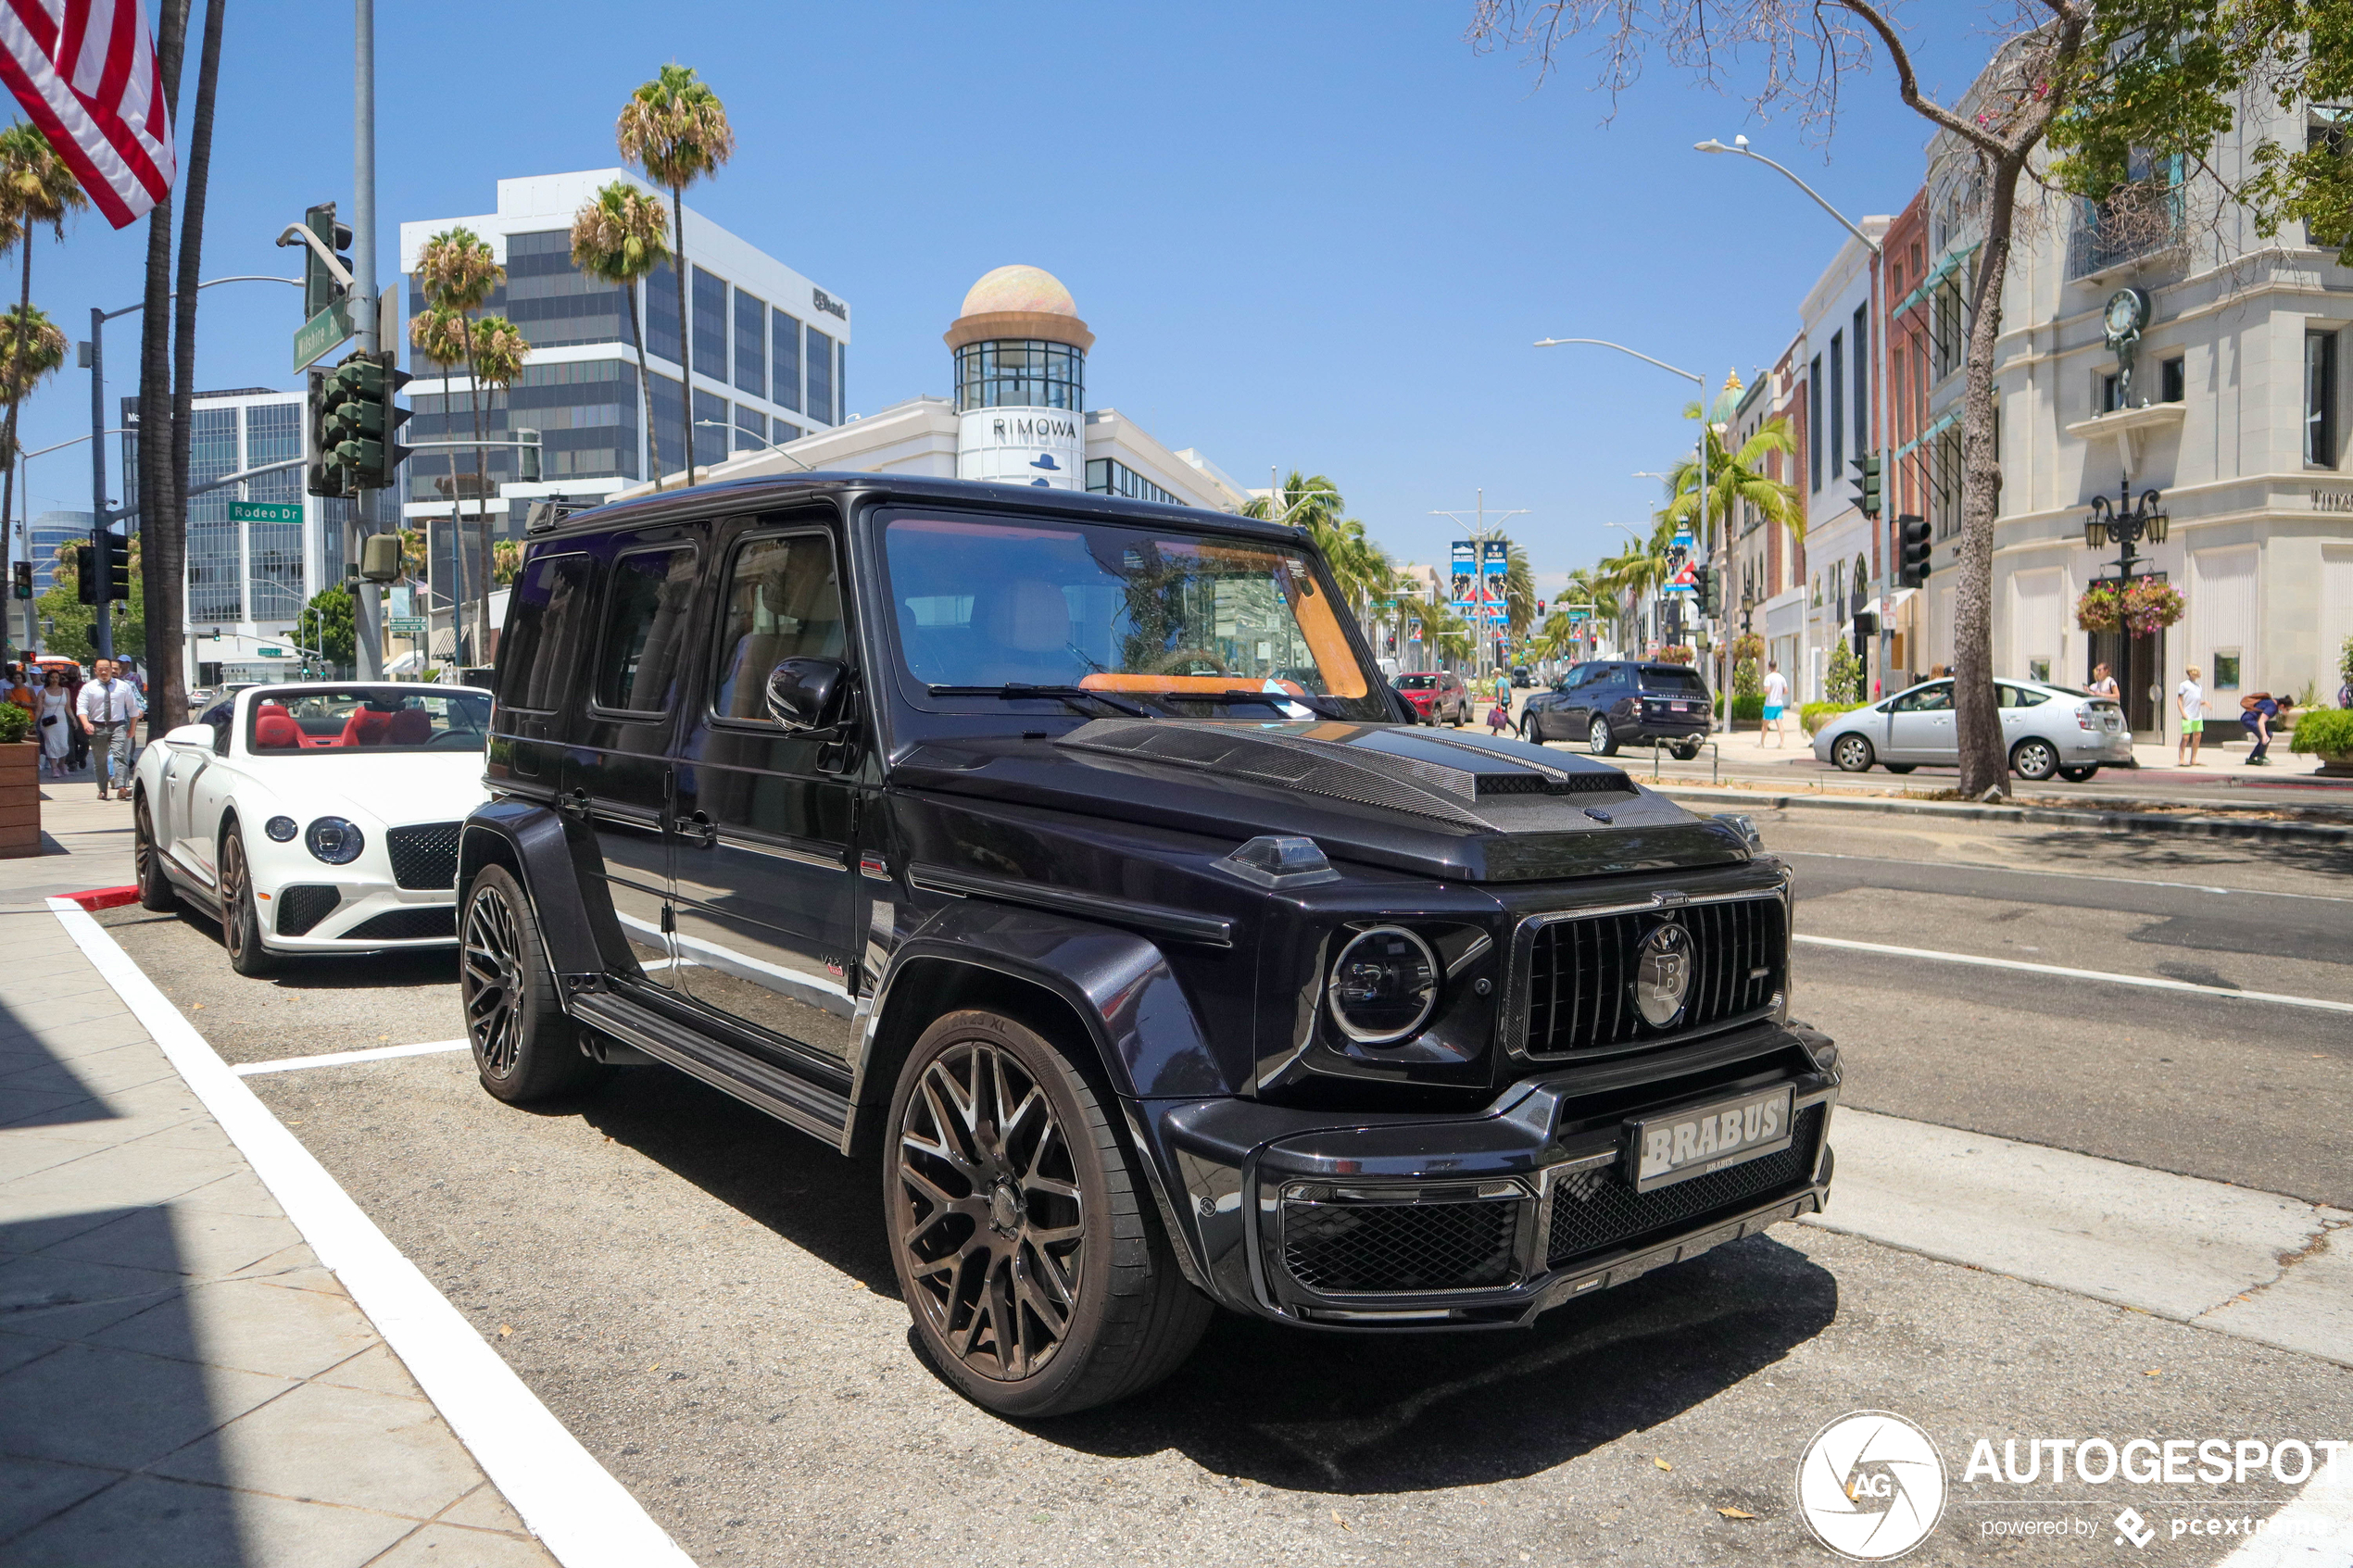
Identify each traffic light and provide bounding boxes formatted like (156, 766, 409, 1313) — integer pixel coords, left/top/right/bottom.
(1898, 513, 1933, 588)
(1693, 567, 1718, 618)
(10, 561, 28, 600)
(100, 532, 129, 602)
(1853, 609, 1879, 665)
(73, 546, 94, 606)
(302, 201, 353, 320)
(308, 366, 352, 497)
(330, 350, 412, 491)
(1535, 598, 1545, 618)
(1849, 453, 1882, 517)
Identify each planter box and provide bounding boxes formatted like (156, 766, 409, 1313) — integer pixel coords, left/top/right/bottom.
(0, 741, 36, 858)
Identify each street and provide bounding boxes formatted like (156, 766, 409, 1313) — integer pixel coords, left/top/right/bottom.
(76, 808, 2353, 1567)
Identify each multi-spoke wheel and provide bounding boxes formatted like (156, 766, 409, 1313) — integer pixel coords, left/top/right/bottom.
(886, 1010, 1212, 1417)
(1588, 715, 1618, 756)
(2011, 737, 2061, 782)
(462, 864, 601, 1104)
(133, 792, 174, 911)
(219, 827, 275, 977)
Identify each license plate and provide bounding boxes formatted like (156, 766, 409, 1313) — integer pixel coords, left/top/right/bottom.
(1625, 1085, 1796, 1193)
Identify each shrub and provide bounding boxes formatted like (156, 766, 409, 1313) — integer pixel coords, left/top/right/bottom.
(2288, 707, 2353, 757)
(1802, 701, 1862, 734)
(1826, 643, 1864, 703)
(1732, 658, 1762, 699)
(0, 701, 26, 746)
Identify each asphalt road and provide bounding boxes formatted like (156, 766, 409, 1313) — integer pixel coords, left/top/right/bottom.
(86, 809, 2353, 1567)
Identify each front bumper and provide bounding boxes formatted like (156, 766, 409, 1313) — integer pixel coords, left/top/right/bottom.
(1131, 1022, 1837, 1329)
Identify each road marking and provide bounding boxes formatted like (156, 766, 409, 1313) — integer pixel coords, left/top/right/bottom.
(1793, 934, 2353, 1013)
(233, 1038, 472, 1075)
(47, 897, 698, 1568)
(1780, 848, 2352, 903)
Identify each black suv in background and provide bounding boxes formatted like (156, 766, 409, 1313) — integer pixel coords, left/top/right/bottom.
(1521, 660, 1714, 759)
(456, 476, 1836, 1418)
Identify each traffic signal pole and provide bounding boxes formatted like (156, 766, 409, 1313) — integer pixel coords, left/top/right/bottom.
(349, 0, 384, 678)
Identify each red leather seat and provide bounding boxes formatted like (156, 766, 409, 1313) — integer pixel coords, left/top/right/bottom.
(254, 713, 303, 750)
(338, 708, 396, 747)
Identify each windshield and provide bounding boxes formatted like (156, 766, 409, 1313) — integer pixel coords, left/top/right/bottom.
(882, 512, 1383, 715)
(1638, 666, 1709, 696)
(1394, 673, 1439, 689)
(246, 687, 490, 754)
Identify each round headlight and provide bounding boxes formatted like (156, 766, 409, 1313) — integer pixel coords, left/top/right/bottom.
(265, 816, 297, 842)
(304, 816, 365, 865)
(1327, 925, 1439, 1045)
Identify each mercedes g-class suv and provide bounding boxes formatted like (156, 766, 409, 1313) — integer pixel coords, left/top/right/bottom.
(456, 474, 1838, 1418)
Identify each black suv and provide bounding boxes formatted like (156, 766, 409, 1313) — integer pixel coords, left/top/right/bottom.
(455, 476, 1836, 1418)
(1521, 660, 1713, 759)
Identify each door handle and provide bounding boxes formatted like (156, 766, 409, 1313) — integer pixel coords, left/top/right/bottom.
(684, 810, 718, 848)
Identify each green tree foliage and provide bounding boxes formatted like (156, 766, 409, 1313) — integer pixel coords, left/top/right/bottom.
(298, 584, 356, 671)
(617, 65, 734, 486)
(36, 552, 144, 664)
(1826, 642, 1865, 705)
(571, 182, 673, 488)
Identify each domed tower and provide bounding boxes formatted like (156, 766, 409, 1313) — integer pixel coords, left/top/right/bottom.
(946, 265, 1095, 489)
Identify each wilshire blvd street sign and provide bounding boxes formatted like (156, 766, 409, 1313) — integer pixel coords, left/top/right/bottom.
(294, 302, 354, 374)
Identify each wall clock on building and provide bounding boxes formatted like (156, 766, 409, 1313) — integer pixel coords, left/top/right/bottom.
(2103, 287, 2150, 345)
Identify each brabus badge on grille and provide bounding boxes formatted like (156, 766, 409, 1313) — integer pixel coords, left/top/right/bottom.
(1633, 922, 1692, 1027)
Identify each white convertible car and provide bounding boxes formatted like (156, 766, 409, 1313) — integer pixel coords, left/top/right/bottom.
(131, 684, 494, 974)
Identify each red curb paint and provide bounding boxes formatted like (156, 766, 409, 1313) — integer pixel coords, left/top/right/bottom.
(64, 886, 142, 911)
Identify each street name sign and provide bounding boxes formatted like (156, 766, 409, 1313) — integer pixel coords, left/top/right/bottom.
(293, 302, 354, 374)
(385, 616, 426, 635)
(228, 501, 302, 525)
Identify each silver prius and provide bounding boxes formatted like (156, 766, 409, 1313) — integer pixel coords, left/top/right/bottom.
(1811, 676, 2134, 782)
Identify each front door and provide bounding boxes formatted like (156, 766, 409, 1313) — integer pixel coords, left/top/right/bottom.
(669, 523, 863, 1063)
(1883, 680, 1957, 761)
(562, 534, 704, 997)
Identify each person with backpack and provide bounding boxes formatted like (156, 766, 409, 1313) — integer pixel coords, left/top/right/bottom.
(2240, 690, 2292, 765)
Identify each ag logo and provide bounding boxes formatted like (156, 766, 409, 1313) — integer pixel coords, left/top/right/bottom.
(1795, 1411, 1946, 1561)
(1632, 921, 1692, 1027)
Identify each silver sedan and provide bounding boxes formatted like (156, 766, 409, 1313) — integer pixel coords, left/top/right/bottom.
(1811, 676, 2134, 782)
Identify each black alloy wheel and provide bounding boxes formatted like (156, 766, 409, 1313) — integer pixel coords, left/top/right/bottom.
(1588, 715, 1618, 756)
(2011, 737, 2061, 782)
(887, 1010, 1210, 1417)
(133, 793, 174, 911)
(461, 864, 602, 1104)
(219, 828, 275, 977)
(1831, 734, 1875, 772)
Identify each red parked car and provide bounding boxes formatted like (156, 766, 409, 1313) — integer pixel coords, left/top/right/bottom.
(1393, 670, 1469, 726)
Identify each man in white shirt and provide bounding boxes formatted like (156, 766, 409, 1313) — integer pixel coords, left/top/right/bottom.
(1761, 660, 1792, 747)
(77, 658, 146, 800)
(2176, 666, 2205, 767)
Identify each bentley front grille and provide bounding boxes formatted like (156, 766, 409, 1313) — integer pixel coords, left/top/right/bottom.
(1524, 895, 1783, 1054)
(385, 822, 462, 890)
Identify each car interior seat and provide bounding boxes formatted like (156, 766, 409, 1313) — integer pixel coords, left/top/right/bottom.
(253, 713, 303, 750)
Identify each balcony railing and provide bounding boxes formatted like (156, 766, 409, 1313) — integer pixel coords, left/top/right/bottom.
(2067, 187, 2184, 281)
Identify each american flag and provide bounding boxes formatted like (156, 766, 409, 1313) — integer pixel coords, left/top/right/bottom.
(0, 0, 174, 229)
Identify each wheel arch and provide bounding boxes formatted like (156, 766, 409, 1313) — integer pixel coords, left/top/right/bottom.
(456, 801, 623, 978)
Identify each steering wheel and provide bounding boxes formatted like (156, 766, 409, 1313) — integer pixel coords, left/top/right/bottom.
(1149, 647, 1233, 678)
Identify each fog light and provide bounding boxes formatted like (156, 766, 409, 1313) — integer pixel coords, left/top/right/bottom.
(305, 816, 364, 865)
(265, 816, 296, 842)
(1327, 925, 1438, 1044)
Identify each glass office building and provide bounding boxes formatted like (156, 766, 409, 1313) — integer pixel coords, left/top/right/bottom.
(27, 511, 89, 594)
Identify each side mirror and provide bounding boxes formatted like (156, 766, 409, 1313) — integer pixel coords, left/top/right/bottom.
(764, 658, 849, 733)
(164, 723, 216, 747)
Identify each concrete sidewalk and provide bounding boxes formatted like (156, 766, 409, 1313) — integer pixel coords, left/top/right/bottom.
(0, 795, 558, 1563)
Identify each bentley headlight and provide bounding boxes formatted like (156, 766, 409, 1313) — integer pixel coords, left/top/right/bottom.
(305, 816, 365, 865)
(1327, 926, 1439, 1044)
(265, 816, 297, 842)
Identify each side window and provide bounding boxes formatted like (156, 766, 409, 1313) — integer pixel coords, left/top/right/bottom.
(593, 546, 699, 716)
(498, 552, 595, 714)
(710, 533, 847, 725)
(1998, 684, 2050, 709)
(1894, 683, 1954, 713)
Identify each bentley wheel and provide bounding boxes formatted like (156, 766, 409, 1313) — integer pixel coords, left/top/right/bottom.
(462, 864, 602, 1104)
(133, 793, 174, 911)
(219, 828, 276, 977)
(1588, 716, 1618, 756)
(2011, 738, 2060, 782)
(1831, 734, 1875, 772)
(886, 1009, 1211, 1418)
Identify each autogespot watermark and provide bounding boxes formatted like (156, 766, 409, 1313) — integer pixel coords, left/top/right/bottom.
(1795, 1414, 2349, 1560)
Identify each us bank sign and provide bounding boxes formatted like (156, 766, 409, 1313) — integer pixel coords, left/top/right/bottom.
(957, 408, 1085, 491)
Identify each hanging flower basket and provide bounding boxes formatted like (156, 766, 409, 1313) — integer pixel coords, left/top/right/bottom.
(2118, 578, 2184, 636)
(2074, 584, 2122, 633)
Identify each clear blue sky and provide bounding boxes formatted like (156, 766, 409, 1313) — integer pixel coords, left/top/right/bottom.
(19, 0, 1992, 595)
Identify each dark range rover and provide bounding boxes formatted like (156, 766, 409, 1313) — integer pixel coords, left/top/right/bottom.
(456, 474, 1838, 1418)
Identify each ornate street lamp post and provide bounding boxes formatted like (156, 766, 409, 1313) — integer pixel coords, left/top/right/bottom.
(2083, 477, 2169, 583)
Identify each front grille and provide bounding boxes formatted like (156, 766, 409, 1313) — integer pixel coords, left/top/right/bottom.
(385, 822, 462, 890)
(274, 884, 340, 936)
(1546, 1105, 1822, 1266)
(1282, 1198, 1518, 1295)
(1524, 896, 1783, 1054)
(343, 907, 456, 942)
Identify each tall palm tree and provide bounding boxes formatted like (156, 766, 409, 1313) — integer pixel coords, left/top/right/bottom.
(467, 314, 529, 659)
(617, 65, 734, 488)
(411, 228, 509, 663)
(570, 182, 672, 490)
(1659, 408, 1805, 552)
(1504, 542, 1536, 641)
(0, 124, 82, 573)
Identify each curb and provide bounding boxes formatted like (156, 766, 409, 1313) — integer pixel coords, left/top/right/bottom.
(1656, 784, 2353, 844)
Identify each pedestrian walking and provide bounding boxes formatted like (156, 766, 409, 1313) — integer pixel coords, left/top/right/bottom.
(2088, 662, 2120, 700)
(2239, 690, 2290, 766)
(1487, 669, 1512, 735)
(62, 664, 87, 772)
(2175, 666, 2206, 766)
(77, 658, 145, 800)
(2, 665, 31, 721)
(34, 668, 72, 778)
(1761, 660, 1790, 747)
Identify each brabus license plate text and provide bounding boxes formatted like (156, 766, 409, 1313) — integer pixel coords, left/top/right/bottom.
(1627, 1085, 1794, 1193)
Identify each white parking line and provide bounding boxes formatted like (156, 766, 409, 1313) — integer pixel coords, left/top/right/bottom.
(232, 1038, 472, 1075)
(1793, 934, 2353, 1014)
(1780, 847, 2353, 903)
(48, 898, 697, 1568)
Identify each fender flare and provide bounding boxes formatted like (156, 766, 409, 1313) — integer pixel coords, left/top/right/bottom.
(456, 800, 631, 977)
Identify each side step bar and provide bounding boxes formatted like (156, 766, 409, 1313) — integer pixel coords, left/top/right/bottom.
(570, 991, 850, 1144)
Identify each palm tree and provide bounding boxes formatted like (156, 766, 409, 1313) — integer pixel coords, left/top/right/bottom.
(1504, 542, 1536, 642)
(1660, 408, 1805, 552)
(0, 124, 82, 569)
(617, 65, 734, 488)
(467, 314, 529, 658)
(411, 228, 510, 663)
(570, 182, 672, 490)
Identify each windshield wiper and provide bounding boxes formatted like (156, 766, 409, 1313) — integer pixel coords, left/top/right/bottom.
(927, 684, 1155, 720)
(1189, 687, 1353, 720)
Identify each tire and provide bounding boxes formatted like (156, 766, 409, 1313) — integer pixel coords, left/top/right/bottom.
(886, 1008, 1213, 1418)
(1588, 716, 1618, 756)
(133, 791, 175, 911)
(1884, 763, 1917, 775)
(218, 827, 276, 977)
(2011, 738, 2060, 782)
(2057, 764, 2099, 783)
(1831, 734, 1875, 772)
(1518, 717, 1541, 745)
(462, 864, 605, 1105)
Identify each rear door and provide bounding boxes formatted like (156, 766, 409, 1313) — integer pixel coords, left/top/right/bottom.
(667, 518, 865, 1064)
(561, 529, 704, 997)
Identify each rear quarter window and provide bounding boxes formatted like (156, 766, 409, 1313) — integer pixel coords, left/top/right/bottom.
(1639, 666, 1708, 696)
(497, 552, 596, 714)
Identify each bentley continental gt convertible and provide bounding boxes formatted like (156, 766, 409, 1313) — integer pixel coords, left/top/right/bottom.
(132, 684, 494, 974)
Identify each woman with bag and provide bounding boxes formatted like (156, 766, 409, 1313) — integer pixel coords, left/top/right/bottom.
(1487, 669, 1512, 735)
(34, 668, 72, 779)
